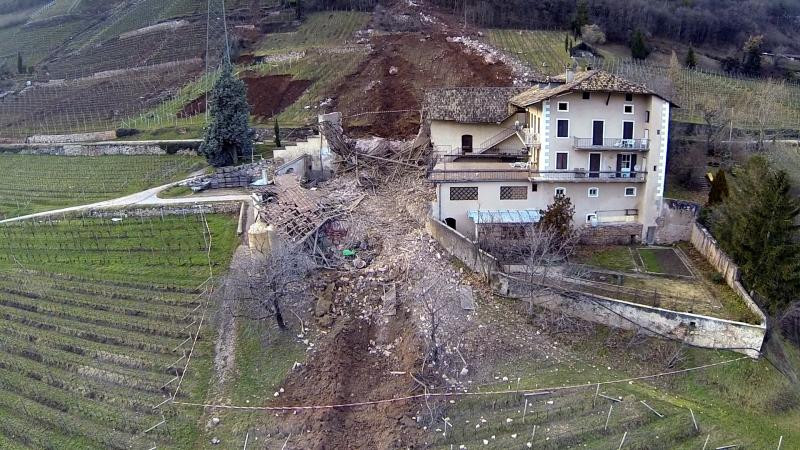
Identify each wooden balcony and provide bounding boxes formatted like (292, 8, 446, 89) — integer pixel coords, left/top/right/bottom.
(574, 137, 649, 151)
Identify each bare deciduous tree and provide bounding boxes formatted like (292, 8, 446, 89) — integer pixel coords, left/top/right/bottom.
(417, 276, 449, 364)
(696, 96, 732, 157)
(229, 244, 315, 330)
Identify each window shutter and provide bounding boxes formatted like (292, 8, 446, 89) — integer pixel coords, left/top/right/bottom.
(631, 154, 638, 175)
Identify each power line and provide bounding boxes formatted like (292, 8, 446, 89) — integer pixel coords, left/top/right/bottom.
(172, 356, 748, 411)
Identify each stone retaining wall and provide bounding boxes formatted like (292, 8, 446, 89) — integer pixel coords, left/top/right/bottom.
(500, 278, 766, 358)
(86, 203, 241, 218)
(579, 223, 643, 245)
(26, 131, 117, 143)
(425, 214, 502, 281)
(0, 142, 198, 156)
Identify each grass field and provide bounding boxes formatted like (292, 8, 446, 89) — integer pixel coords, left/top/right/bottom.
(0, 212, 239, 448)
(484, 29, 574, 76)
(0, 154, 206, 219)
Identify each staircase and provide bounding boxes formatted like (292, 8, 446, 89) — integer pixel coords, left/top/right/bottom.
(476, 127, 518, 153)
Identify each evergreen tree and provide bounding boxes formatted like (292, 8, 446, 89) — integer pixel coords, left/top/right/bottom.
(274, 117, 281, 147)
(707, 169, 728, 206)
(565, 34, 570, 54)
(712, 156, 800, 313)
(629, 30, 650, 60)
(742, 35, 763, 75)
(199, 64, 254, 167)
(16, 52, 22, 74)
(295, 0, 304, 20)
(571, 0, 589, 37)
(685, 46, 697, 69)
(539, 194, 575, 242)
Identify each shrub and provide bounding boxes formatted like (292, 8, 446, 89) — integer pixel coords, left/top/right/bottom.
(115, 128, 140, 138)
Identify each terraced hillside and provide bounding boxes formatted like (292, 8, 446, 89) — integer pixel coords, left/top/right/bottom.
(0, 154, 206, 219)
(0, 213, 239, 448)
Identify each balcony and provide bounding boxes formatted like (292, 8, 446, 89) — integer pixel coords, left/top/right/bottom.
(530, 170, 647, 182)
(574, 137, 649, 151)
(428, 167, 532, 182)
(433, 146, 529, 163)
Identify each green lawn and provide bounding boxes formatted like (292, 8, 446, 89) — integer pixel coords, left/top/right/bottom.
(0, 212, 239, 448)
(637, 248, 666, 273)
(575, 246, 637, 272)
(484, 29, 575, 76)
(0, 154, 206, 219)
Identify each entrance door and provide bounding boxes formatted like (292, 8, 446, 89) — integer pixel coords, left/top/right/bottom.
(622, 121, 634, 148)
(617, 153, 632, 178)
(589, 153, 601, 178)
(592, 121, 604, 146)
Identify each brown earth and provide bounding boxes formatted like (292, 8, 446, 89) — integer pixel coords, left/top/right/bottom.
(177, 74, 311, 119)
(333, 32, 515, 139)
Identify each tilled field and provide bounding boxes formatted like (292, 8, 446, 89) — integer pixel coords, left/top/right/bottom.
(0, 213, 239, 448)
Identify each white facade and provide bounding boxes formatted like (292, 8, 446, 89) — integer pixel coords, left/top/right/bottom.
(429, 86, 671, 242)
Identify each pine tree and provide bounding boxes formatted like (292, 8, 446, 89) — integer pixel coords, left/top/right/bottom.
(199, 64, 254, 167)
(630, 30, 650, 60)
(685, 46, 697, 69)
(571, 0, 589, 37)
(707, 169, 728, 206)
(712, 156, 800, 313)
(274, 117, 281, 147)
(16, 52, 23, 74)
(565, 34, 570, 54)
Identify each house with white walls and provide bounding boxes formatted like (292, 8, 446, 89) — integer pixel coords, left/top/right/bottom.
(425, 69, 675, 244)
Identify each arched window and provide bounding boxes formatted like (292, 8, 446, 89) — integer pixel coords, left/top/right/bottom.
(461, 135, 473, 153)
(445, 218, 457, 229)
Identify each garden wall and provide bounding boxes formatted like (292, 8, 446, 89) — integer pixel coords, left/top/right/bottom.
(579, 223, 643, 245)
(690, 222, 767, 325)
(425, 215, 502, 281)
(654, 198, 700, 244)
(500, 277, 766, 358)
(26, 131, 117, 143)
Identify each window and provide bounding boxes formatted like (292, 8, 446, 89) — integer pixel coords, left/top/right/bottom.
(557, 101, 569, 112)
(588, 187, 599, 197)
(624, 187, 637, 197)
(450, 186, 478, 200)
(555, 187, 566, 196)
(500, 186, 528, 200)
(555, 152, 568, 170)
(461, 134, 473, 153)
(556, 119, 569, 138)
(586, 213, 598, 223)
(624, 104, 634, 114)
(625, 93, 633, 102)
(531, 183, 538, 192)
(582, 92, 590, 100)
(645, 110, 650, 123)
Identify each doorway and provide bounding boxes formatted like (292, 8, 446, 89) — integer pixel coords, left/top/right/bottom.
(445, 218, 457, 229)
(461, 135, 473, 153)
(589, 153, 601, 178)
(592, 120, 604, 146)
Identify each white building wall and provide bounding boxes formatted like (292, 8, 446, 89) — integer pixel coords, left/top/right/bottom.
(433, 180, 642, 239)
(430, 115, 527, 153)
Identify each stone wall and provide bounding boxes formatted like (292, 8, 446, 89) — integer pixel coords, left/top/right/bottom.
(425, 215, 502, 281)
(689, 222, 767, 326)
(579, 223, 643, 245)
(87, 203, 241, 218)
(654, 198, 700, 244)
(500, 280, 765, 358)
(26, 131, 117, 143)
(0, 142, 199, 156)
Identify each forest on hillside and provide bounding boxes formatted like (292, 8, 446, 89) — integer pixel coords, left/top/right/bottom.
(431, 0, 800, 52)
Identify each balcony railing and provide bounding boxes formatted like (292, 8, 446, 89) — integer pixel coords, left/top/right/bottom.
(428, 168, 531, 182)
(574, 137, 649, 151)
(531, 170, 647, 182)
(434, 146, 529, 162)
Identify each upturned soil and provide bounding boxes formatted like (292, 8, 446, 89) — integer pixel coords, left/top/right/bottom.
(177, 74, 311, 119)
(333, 32, 515, 139)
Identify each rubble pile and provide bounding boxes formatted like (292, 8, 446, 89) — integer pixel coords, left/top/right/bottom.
(446, 35, 541, 85)
(319, 117, 431, 186)
(185, 160, 270, 191)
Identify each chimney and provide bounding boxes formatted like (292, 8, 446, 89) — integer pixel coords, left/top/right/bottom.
(565, 67, 575, 82)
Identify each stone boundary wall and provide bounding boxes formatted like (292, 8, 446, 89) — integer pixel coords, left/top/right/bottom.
(0, 142, 199, 156)
(26, 131, 117, 143)
(655, 198, 700, 244)
(86, 203, 241, 218)
(579, 223, 643, 245)
(690, 222, 767, 325)
(425, 215, 502, 281)
(500, 276, 766, 358)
